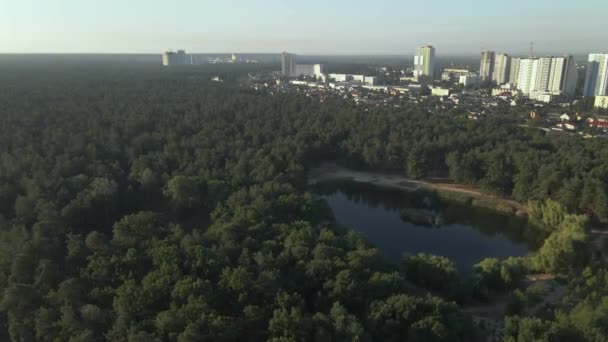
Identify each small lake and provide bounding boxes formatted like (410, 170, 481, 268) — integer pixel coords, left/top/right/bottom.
(313, 180, 544, 272)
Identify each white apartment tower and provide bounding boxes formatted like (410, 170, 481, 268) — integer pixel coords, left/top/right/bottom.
(281, 52, 297, 77)
(493, 54, 511, 85)
(480, 51, 496, 82)
(549, 56, 578, 96)
(294, 64, 325, 78)
(281, 52, 296, 77)
(162, 50, 190, 66)
(509, 58, 521, 85)
(414, 46, 436, 79)
(516, 56, 578, 98)
(583, 54, 608, 97)
(517, 59, 539, 95)
(534, 57, 554, 93)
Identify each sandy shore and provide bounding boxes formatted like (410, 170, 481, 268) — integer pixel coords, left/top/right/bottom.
(309, 163, 526, 213)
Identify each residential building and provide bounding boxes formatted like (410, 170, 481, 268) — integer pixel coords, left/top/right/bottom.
(414, 45, 436, 79)
(328, 74, 376, 85)
(294, 64, 325, 78)
(162, 50, 190, 66)
(517, 58, 540, 95)
(492, 87, 518, 97)
(493, 54, 511, 85)
(314, 64, 324, 77)
(329, 73, 350, 82)
(530, 93, 554, 103)
(441, 68, 470, 81)
(534, 57, 554, 94)
(509, 58, 521, 85)
(364, 76, 377, 86)
(596, 96, 608, 109)
(459, 74, 481, 87)
(534, 56, 577, 97)
(431, 87, 451, 97)
(549, 56, 578, 96)
(480, 51, 496, 82)
(281, 52, 297, 77)
(516, 56, 578, 101)
(583, 53, 608, 97)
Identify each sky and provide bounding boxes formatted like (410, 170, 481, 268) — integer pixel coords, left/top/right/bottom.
(1, 0, 606, 55)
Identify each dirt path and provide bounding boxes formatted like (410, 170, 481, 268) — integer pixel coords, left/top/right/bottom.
(309, 163, 526, 213)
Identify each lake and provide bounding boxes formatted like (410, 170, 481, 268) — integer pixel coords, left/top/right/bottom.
(312, 180, 544, 272)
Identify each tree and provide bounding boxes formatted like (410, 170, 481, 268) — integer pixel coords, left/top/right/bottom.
(406, 147, 428, 179)
(367, 294, 463, 342)
(327, 302, 369, 341)
(503, 316, 556, 342)
(528, 199, 567, 231)
(164, 176, 206, 213)
(446, 151, 482, 184)
(112, 212, 164, 248)
(268, 294, 312, 342)
(505, 289, 527, 315)
(84, 231, 108, 252)
(479, 152, 513, 196)
(533, 214, 589, 273)
(14, 195, 37, 225)
(472, 257, 526, 298)
(402, 253, 458, 293)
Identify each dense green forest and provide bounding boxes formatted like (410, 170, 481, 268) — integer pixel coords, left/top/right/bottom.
(0, 63, 607, 341)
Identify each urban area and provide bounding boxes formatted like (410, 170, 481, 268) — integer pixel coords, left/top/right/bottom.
(163, 47, 608, 137)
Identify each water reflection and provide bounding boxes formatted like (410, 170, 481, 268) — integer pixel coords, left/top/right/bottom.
(312, 180, 545, 272)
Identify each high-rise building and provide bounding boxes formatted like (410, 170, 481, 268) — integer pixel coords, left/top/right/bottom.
(162, 50, 190, 66)
(509, 58, 521, 85)
(480, 51, 496, 82)
(281, 52, 297, 77)
(548, 56, 578, 96)
(493, 54, 511, 85)
(314, 64, 324, 76)
(162, 53, 171, 66)
(534, 57, 554, 93)
(517, 58, 540, 95)
(516, 56, 578, 99)
(414, 46, 436, 79)
(531, 56, 578, 97)
(583, 53, 608, 97)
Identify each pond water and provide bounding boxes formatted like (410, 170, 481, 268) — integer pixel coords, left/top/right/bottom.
(313, 180, 544, 273)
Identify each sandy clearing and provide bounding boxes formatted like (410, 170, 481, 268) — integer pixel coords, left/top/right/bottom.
(308, 163, 525, 213)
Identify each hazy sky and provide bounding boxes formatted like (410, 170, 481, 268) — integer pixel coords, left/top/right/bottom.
(1, 0, 606, 55)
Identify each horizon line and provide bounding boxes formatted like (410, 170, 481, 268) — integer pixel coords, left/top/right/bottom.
(0, 51, 599, 57)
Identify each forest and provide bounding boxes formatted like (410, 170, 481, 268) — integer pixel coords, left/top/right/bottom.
(0, 63, 607, 341)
